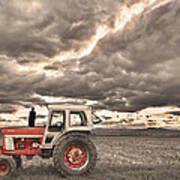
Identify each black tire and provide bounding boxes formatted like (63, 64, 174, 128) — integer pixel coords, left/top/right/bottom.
(0, 157, 16, 178)
(53, 133, 97, 176)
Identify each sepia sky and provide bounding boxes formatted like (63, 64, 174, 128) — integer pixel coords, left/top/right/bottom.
(0, 0, 179, 119)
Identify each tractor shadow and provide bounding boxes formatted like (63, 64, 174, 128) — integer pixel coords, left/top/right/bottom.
(13, 165, 63, 180)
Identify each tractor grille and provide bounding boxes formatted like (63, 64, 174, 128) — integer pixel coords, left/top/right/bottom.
(5, 136, 15, 150)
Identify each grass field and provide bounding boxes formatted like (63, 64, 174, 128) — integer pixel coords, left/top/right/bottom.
(9, 132, 180, 180)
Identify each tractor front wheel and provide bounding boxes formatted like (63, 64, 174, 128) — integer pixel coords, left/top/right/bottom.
(53, 133, 97, 176)
(0, 158, 16, 178)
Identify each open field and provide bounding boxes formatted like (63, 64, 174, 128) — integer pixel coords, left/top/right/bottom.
(8, 129, 180, 180)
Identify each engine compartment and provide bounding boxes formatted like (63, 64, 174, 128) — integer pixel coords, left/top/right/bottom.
(0, 127, 44, 155)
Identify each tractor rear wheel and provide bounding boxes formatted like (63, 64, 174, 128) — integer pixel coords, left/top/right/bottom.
(0, 157, 16, 178)
(53, 133, 97, 176)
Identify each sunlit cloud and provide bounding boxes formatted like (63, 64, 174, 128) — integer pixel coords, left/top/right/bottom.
(32, 93, 98, 106)
(12, 0, 174, 79)
(52, 0, 168, 62)
(138, 106, 180, 115)
(17, 61, 64, 77)
(53, 24, 110, 62)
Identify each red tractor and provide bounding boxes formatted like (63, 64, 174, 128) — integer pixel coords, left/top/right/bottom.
(0, 105, 97, 177)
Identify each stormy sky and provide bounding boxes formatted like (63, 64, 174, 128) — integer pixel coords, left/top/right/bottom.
(0, 0, 179, 117)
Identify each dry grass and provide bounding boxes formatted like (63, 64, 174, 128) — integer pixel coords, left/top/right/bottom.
(8, 135, 180, 180)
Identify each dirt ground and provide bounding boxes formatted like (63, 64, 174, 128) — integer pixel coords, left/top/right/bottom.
(8, 134, 180, 180)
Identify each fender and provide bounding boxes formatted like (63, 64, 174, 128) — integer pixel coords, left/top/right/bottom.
(52, 130, 91, 149)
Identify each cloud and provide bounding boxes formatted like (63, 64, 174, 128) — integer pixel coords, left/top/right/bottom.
(35, 0, 180, 111)
(0, 0, 119, 61)
(0, 58, 45, 105)
(0, 0, 179, 115)
(0, 104, 17, 113)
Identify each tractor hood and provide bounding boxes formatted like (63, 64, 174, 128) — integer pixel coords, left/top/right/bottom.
(1, 127, 45, 135)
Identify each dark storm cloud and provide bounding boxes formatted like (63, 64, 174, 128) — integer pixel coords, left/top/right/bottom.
(0, 0, 120, 60)
(0, 104, 17, 113)
(100, 1, 179, 70)
(35, 0, 180, 111)
(0, 0, 179, 112)
(0, 0, 119, 110)
(0, 58, 45, 105)
(0, 0, 60, 58)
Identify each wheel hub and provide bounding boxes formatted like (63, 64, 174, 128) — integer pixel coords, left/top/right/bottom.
(0, 162, 9, 176)
(64, 145, 87, 168)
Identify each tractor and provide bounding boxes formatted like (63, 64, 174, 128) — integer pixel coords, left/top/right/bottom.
(0, 105, 97, 177)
